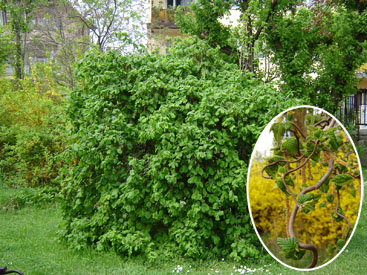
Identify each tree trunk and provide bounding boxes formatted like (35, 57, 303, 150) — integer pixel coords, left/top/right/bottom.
(14, 18, 23, 79)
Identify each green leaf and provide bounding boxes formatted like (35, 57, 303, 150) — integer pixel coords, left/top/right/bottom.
(298, 193, 321, 213)
(332, 207, 345, 222)
(277, 237, 305, 260)
(264, 165, 278, 178)
(283, 121, 292, 131)
(298, 193, 314, 204)
(327, 244, 335, 255)
(270, 122, 285, 145)
(332, 174, 354, 187)
(320, 177, 330, 193)
(284, 175, 295, 187)
(314, 129, 323, 139)
(266, 155, 286, 166)
(282, 137, 298, 156)
(275, 178, 290, 196)
(277, 237, 298, 253)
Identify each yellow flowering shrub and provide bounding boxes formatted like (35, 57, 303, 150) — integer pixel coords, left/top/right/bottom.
(0, 74, 66, 187)
(249, 161, 360, 249)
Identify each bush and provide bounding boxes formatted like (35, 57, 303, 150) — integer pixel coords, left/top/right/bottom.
(60, 38, 303, 261)
(0, 77, 66, 187)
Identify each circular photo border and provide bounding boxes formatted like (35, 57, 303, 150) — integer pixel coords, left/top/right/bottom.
(246, 105, 364, 271)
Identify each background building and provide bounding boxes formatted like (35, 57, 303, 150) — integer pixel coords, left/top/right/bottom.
(0, 0, 90, 79)
(147, 0, 194, 53)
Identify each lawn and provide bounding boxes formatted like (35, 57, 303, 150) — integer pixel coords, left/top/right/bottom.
(0, 169, 366, 275)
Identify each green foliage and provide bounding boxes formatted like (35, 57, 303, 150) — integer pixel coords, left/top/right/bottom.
(270, 122, 286, 145)
(0, 78, 66, 187)
(175, 0, 233, 59)
(0, 0, 39, 78)
(275, 177, 291, 196)
(175, 1, 367, 110)
(332, 207, 345, 222)
(298, 193, 321, 214)
(281, 137, 298, 157)
(0, 24, 14, 69)
(267, 3, 367, 112)
(319, 178, 330, 193)
(332, 174, 354, 187)
(60, 38, 301, 261)
(277, 237, 306, 260)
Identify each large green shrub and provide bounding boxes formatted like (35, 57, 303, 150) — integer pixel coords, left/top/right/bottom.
(60, 38, 303, 261)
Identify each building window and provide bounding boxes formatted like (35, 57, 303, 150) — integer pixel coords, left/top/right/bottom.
(0, 10, 7, 26)
(167, 0, 193, 8)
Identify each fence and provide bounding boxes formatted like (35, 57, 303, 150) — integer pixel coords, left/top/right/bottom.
(338, 90, 367, 140)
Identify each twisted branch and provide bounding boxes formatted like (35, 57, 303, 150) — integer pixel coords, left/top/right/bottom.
(288, 158, 334, 268)
(261, 154, 305, 179)
(291, 122, 307, 139)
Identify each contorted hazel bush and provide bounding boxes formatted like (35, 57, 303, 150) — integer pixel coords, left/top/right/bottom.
(261, 108, 361, 268)
(59, 38, 302, 261)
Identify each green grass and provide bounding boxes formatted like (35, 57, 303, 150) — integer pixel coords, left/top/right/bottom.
(0, 170, 366, 275)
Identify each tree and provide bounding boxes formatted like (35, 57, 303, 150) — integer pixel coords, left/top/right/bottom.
(266, 0, 367, 112)
(175, 0, 367, 112)
(176, 0, 299, 74)
(69, 0, 145, 52)
(28, 0, 91, 88)
(0, 23, 13, 70)
(0, 0, 36, 79)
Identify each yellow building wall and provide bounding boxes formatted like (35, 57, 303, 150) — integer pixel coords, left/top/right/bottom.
(357, 64, 367, 89)
(358, 78, 367, 89)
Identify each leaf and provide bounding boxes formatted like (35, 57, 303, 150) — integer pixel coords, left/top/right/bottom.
(281, 137, 298, 156)
(325, 130, 339, 152)
(332, 207, 345, 222)
(277, 237, 305, 260)
(314, 129, 323, 139)
(284, 175, 295, 187)
(270, 122, 285, 145)
(298, 193, 314, 204)
(292, 249, 306, 260)
(332, 174, 354, 187)
(320, 177, 330, 193)
(277, 237, 298, 253)
(283, 121, 292, 131)
(327, 244, 335, 255)
(264, 165, 278, 178)
(298, 193, 321, 213)
(275, 178, 290, 196)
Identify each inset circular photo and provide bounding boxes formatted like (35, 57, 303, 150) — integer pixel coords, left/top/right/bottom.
(247, 106, 363, 270)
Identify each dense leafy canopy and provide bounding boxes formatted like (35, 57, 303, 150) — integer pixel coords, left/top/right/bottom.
(176, 0, 367, 112)
(60, 38, 302, 260)
(267, 2, 367, 112)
